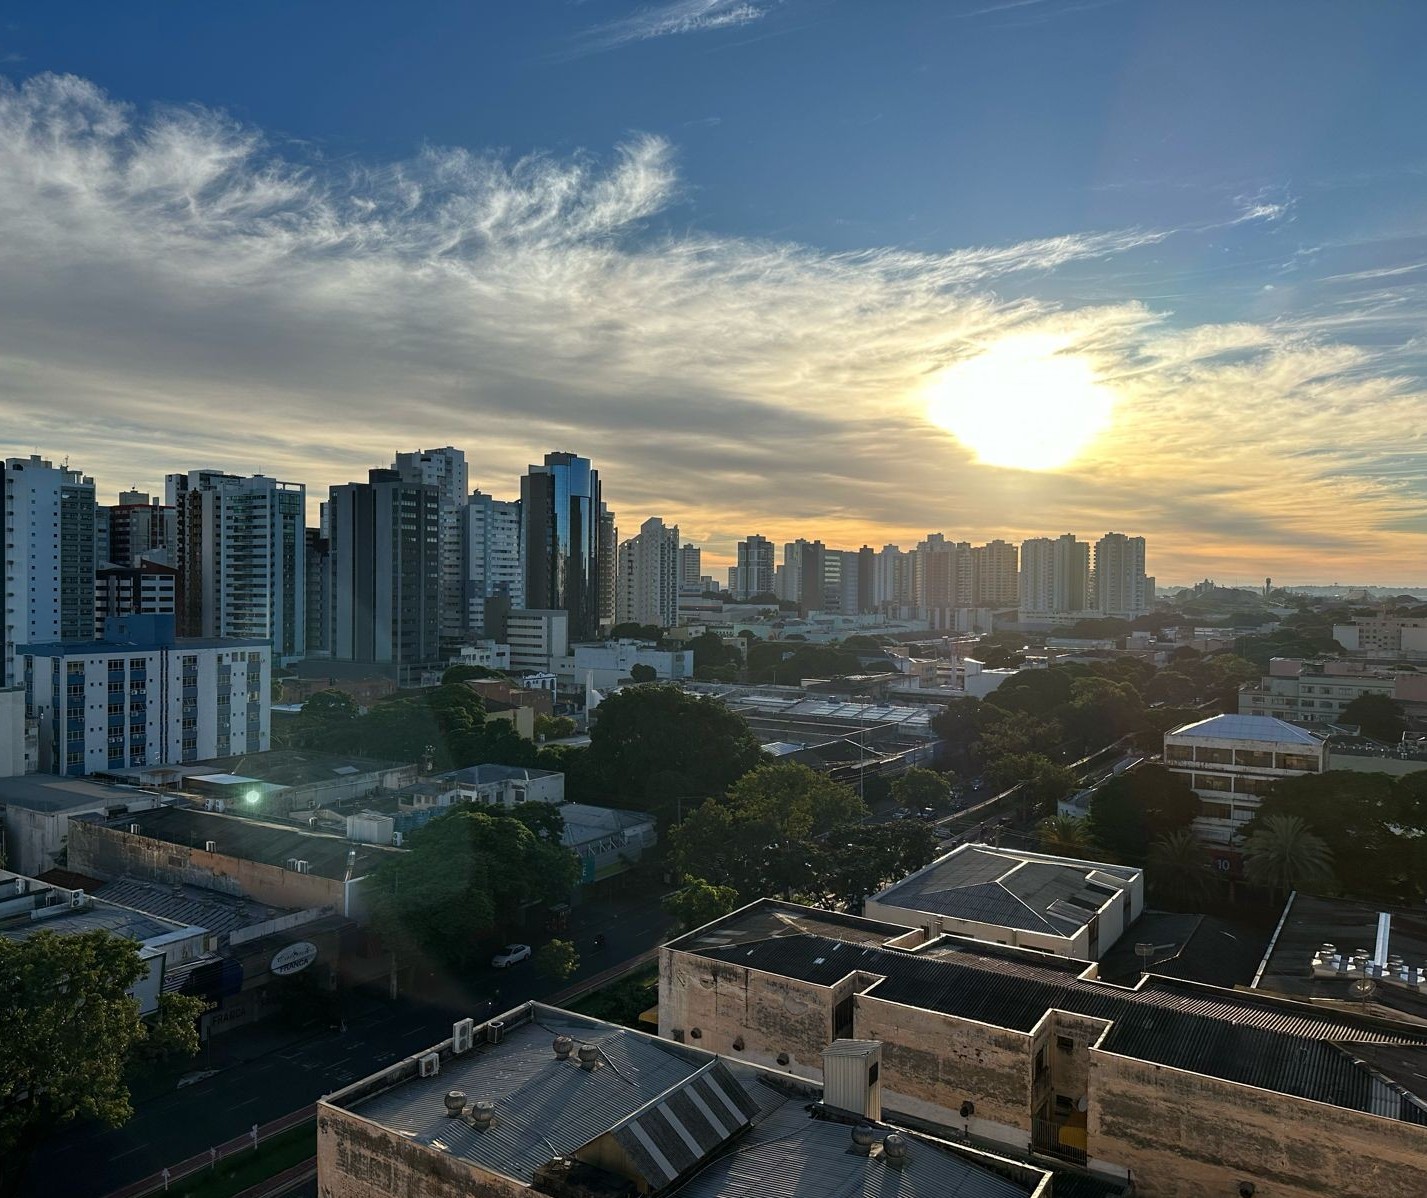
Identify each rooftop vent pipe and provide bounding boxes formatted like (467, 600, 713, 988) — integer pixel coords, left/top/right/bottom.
(882, 1133, 908, 1168)
(553, 1035, 574, 1060)
(578, 1044, 600, 1071)
(467, 1100, 495, 1131)
(850, 1124, 877, 1156)
(444, 1090, 467, 1117)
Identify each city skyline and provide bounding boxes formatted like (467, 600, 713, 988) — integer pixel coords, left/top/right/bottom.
(3, 3, 1427, 582)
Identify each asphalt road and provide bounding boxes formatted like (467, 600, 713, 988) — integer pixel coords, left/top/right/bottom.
(25, 887, 675, 1198)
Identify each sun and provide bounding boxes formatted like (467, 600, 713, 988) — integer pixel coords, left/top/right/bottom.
(923, 335, 1115, 471)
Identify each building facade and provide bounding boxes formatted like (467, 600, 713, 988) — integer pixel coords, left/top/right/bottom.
(462, 491, 524, 639)
(392, 447, 468, 651)
(615, 516, 681, 629)
(974, 539, 1020, 608)
(20, 614, 270, 776)
(1239, 658, 1401, 727)
(166, 471, 306, 663)
(678, 543, 703, 588)
(1091, 533, 1151, 618)
(521, 453, 603, 641)
(3, 456, 97, 686)
(94, 561, 178, 634)
(1019, 534, 1089, 617)
(506, 609, 569, 673)
(328, 469, 441, 669)
(734, 535, 776, 600)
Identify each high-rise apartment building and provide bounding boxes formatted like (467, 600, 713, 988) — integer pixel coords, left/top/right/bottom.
(1019, 534, 1090, 615)
(3, 456, 97, 686)
(304, 529, 331, 657)
(615, 517, 681, 629)
(328, 469, 440, 669)
(973, 539, 1020, 608)
(166, 471, 306, 663)
(520, 453, 603, 641)
(104, 492, 175, 568)
(678, 543, 703, 588)
(392, 448, 468, 651)
(857, 545, 876, 614)
(1092, 532, 1151, 617)
(873, 544, 911, 611)
(781, 539, 827, 616)
(462, 491, 523, 638)
(734, 535, 775, 600)
(913, 535, 975, 613)
(598, 502, 617, 631)
(95, 561, 178, 635)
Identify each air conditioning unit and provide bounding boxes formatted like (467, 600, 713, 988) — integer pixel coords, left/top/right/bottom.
(291, 859, 309, 874)
(204, 840, 216, 852)
(204, 798, 214, 811)
(393, 831, 404, 847)
(452, 1019, 475, 1054)
(419, 1052, 440, 1078)
(128, 823, 141, 835)
(214, 799, 225, 813)
(70, 890, 85, 908)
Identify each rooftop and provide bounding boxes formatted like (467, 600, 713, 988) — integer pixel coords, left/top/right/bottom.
(100, 748, 413, 789)
(85, 875, 299, 936)
(1167, 714, 1324, 746)
(674, 901, 1427, 1124)
(0, 870, 201, 946)
(106, 806, 399, 880)
(872, 844, 1139, 938)
(0, 774, 158, 814)
(441, 763, 562, 785)
(328, 1004, 1051, 1198)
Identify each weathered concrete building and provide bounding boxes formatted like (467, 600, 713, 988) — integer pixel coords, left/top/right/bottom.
(659, 901, 1427, 1198)
(316, 1002, 1057, 1198)
(865, 843, 1143, 959)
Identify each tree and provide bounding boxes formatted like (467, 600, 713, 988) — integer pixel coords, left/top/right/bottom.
(1144, 670, 1197, 707)
(670, 762, 866, 899)
(610, 622, 664, 643)
(890, 767, 952, 811)
(534, 939, 580, 981)
(814, 823, 938, 910)
(1037, 815, 1096, 857)
(1146, 829, 1215, 906)
(0, 932, 168, 1195)
(664, 877, 741, 931)
(1242, 815, 1335, 899)
(986, 753, 1077, 816)
(583, 686, 763, 824)
(1087, 766, 1200, 864)
(534, 714, 577, 741)
(629, 663, 658, 684)
(134, 992, 205, 1061)
(1339, 693, 1407, 744)
(303, 688, 358, 721)
(1060, 676, 1145, 752)
(364, 807, 580, 967)
(442, 664, 506, 685)
(985, 669, 1074, 718)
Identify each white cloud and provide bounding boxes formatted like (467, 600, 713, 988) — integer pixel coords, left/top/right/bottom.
(570, 1, 770, 55)
(0, 72, 1423, 580)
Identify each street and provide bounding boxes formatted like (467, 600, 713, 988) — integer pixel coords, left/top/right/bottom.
(23, 887, 675, 1198)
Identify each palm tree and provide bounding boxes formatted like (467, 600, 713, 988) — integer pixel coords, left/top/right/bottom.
(1242, 815, 1334, 899)
(1147, 829, 1215, 906)
(1037, 815, 1096, 858)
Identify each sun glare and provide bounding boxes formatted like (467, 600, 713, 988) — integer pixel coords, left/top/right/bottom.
(924, 336, 1115, 471)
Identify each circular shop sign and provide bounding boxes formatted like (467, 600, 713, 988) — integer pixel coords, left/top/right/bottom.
(270, 941, 318, 976)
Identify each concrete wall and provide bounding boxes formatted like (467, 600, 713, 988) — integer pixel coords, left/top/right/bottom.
(1089, 1049, 1427, 1198)
(68, 820, 345, 912)
(317, 1105, 522, 1198)
(1, 792, 162, 876)
(0, 686, 24, 777)
(861, 900, 1083, 956)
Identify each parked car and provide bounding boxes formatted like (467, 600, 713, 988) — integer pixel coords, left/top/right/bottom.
(491, 943, 532, 968)
(918, 807, 938, 821)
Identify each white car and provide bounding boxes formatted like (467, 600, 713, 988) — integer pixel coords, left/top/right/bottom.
(491, 943, 532, 968)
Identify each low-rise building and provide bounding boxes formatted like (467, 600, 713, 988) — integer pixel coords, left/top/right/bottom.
(0, 773, 164, 875)
(1239, 658, 1399, 727)
(1164, 714, 1326, 845)
(1333, 614, 1427, 657)
(19, 614, 270, 776)
(864, 843, 1142, 959)
(660, 900, 1427, 1197)
(317, 1002, 1056, 1198)
(560, 802, 657, 884)
(554, 640, 694, 690)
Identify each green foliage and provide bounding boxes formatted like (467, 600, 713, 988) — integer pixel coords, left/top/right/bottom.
(890, 767, 952, 811)
(534, 713, 578, 741)
(1242, 815, 1335, 898)
(664, 877, 742, 931)
(813, 822, 938, 910)
(534, 939, 580, 981)
(1059, 676, 1146, 751)
(689, 632, 743, 679)
(1339, 693, 1407, 744)
(135, 993, 205, 1061)
(746, 641, 862, 685)
(1037, 815, 1096, 857)
(0, 931, 151, 1192)
(1146, 829, 1216, 906)
(1144, 670, 1197, 706)
(610, 622, 665, 643)
(569, 964, 659, 1029)
(985, 669, 1074, 718)
(986, 753, 1078, 816)
(583, 686, 763, 823)
(1087, 766, 1201, 865)
(442, 664, 506, 684)
(629, 663, 658, 684)
(670, 762, 866, 899)
(364, 807, 580, 967)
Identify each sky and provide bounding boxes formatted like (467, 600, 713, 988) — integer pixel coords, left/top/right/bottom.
(1, 0, 1425, 585)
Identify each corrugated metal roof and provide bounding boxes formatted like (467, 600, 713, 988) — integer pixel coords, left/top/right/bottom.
(1167, 714, 1323, 745)
(695, 933, 1427, 1122)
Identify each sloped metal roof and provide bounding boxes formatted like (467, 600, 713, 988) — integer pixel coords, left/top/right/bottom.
(1168, 714, 1324, 745)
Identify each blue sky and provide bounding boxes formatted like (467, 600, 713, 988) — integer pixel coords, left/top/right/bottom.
(2, 1, 1425, 582)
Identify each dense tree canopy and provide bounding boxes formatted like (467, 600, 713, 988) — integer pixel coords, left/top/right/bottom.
(1242, 815, 1335, 899)
(1087, 766, 1200, 864)
(891, 767, 953, 812)
(583, 686, 763, 823)
(1, 932, 203, 1196)
(364, 806, 580, 967)
(1339, 693, 1408, 744)
(987, 753, 1079, 816)
(664, 877, 741, 931)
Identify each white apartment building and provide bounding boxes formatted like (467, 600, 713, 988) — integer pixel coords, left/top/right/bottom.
(873, 544, 912, 610)
(1091, 532, 1152, 618)
(555, 640, 694, 690)
(1164, 714, 1326, 846)
(1333, 614, 1427, 656)
(166, 471, 306, 663)
(615, 516, 680, 629)
(20, 614, 270, 777)
(734, 535, 775, 600)
(3, 456, 97, 687)
(1239, 658, 1400, 727)
(393, 447, 469, 650)
(1019, 534, 1090, 617)
(973, 539, 1020, 607)
(462, 491, 523, 637)
(678, 543, 702, 588)
(506, 609, 569, 673)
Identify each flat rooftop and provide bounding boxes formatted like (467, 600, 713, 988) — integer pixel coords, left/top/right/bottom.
(1167, 714, 1323, 745)
(108, 806, 399, 880)
(0, 774, 159, 814)
(674, 901, 1427, 1124)
(872, 844, 1139, 938)
(328, 1004, 1051, 1197)
(0, 870, 199, 945)
(100, 748, 413, 789)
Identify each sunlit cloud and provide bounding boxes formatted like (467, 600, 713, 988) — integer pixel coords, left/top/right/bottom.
(0, 72, 1424, 582)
